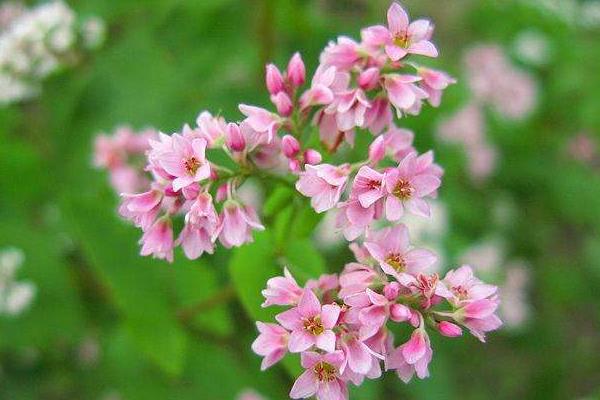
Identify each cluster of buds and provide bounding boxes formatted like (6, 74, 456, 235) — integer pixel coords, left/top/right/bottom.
(0, 1, 105, 105)
(254, 228, 501, 399)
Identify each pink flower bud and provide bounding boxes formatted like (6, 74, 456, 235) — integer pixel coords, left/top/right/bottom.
(287, 52, 305, 87)
(409, 310, 420, 327)
(288, 159, 301, 173)
(390, 303, 411, 322)
(303, 149, 322, 165)
(383, 282, 400, 300)
(226, 123, 246, 152)
(358, 67, 380, 90)
(368, 135, 385, 164)
(216, 183, 229, 202)
(282, 134, 300, 158)
(209, 168, 219, 180)
(265, 64, 284, 95)
(438, 321, 463, 337)
(270, 92, 293, 116)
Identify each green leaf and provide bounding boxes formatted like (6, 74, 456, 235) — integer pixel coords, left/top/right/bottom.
(284, 239, 327, 283)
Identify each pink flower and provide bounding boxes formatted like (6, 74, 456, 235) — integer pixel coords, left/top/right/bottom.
(196, 111, 227, 147)
(139, 217, 174, 262)
(418, 67, 456, 107)
(363, 97, 393, 135)
(351, 166, 386, 208)
(296, 164, 350, 213)
(383, 2, 438, 61)
(252, 322, 289, 370)
(457, 298, 502, 342)
(319, 37, 361, 70)
(339, 330, 379, 375)
(384, 74, 429, 116)
(155, 134, 210, 192)
(177, 192, 219, 259)
(387, 329, 432, 382)
(119, 189, 163, 230)
(239, 104, 282, 142)
(300, 65, 349, 109)
(276, 289, 341, 353)
(217, 201, 265, 248)
(338, 262, 378, 299)
(443, 265, 498, 307)
(365, 224, 437, 285)
(384, 152, 441, 219)
(290, 351, 348, 400)
(262, 268, 303, 307)
(382, 125, 414, 161)
(326, 89, 371, 131)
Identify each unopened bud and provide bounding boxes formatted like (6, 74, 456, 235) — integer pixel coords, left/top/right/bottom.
(266, 64, 284, 95)
(287, 52, 306, 87)
(282, 134, 301, 158)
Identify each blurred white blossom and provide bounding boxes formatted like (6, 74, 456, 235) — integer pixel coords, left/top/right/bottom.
(0, 247, 36, 316)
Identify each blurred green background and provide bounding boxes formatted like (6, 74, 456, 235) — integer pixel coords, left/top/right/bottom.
(1, 0, 600, 399)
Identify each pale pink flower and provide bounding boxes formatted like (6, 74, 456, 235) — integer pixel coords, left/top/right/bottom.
(568, 133, 598, 163)
(418, 67, 456, 107)
(196, 111, 228, 148)
(326, 89, 371, 131)
(252, 322, 289, 370)
(437, 103, 485, 146)
(365, 224, 437, 285)
(119, 189, 163, 230)
(289, 351, 348, 400)
(456, 297, 502, 342)
(383, 125, 414, 161)
(335, 199, 375, 241)
(139, 217, 174, 262)
(177, 192, 219, 259)
(383, 2, 438, 61)
(363, 97, 393, 135)
(339, 330, 379, 375)
(384, 74, 428, 116)
(155, 134, 210, 192)
(276, 289, 341, 353)
(351, 166, 386, 208)
(262, 268, 303, 307)
(319, 36, 361, 70)
(300, 65, 350, 109)
(384, 152, 441, 219)
(239, 104, 282, 142)
(386, 329, 432, 382)
(338, 262, 378, 299)
(217, 201, 265, 248)
(443, 265, 498, 307)
(296, 164, 350, 213)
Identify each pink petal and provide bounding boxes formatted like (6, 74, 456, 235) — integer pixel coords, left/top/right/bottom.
(321, 304, 341, 329)
(405, 248, 437, 272)
(387, 2, 409, 34)
(276, 308, 303, 330)
(298, 289, 322, 318)
(405, 198, 430, 217)
(315, 330, 336, 353)
(401, 331, 426, 364)
(385, 196, 404, 221)
(409, 40, 438, 57)
(289, 330, 315, 353)
(290, 370, 318, 399)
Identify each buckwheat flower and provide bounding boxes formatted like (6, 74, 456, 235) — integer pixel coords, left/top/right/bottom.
(365, 224, 437, 286)
(252, 322, 289, 370)
(271, 91, 293, 116)
(417, 67, 456, 107)
(443, 265, 498, 307)
(339, 263, 378, 299)
(296, 164, 350, 213)
(335, 198, 380, 241)
(382, 125, 414, 161)
(387, 328, 432, 382)
(239, 104, 282, 142)
(300, 65, 349, 110)
(119, 189, 163, 230)
(276, 288, 341, 353)
(139, 217, 174, 262)
(455, 297, 502, 342)
(384, 153, 441, 219)
(289, 351, 348, 400)
(261, 267, 303, 307)
(351, 166, 386, 208)
(363, 97, 393, 135)
(344, 288, 393, 338)
(383, 2, 438, 61)
(156, 134, 210, 192)
(196, 111, 227, 148)
(177, 192, 219, 259)
(339, 330, 379, 375)
(384, 74, 429, 116)
(287, 52, 306, 87)
(217, 201, 265, 248)
(327, 88, 371, 131)
(319, 36, 361, 70)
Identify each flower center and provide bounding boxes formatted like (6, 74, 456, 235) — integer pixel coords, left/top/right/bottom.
(368, 179, 381, 190)
(313, 361, 337, 382)
(184, 156, 201, 175)
(385, 253, 406, 272)
(393, 179, 414, 200)
(303, 316, 324, 335)
(393, 32, 410, 48)
(414, 273, 439, 298)
(452, 285, 469, 300)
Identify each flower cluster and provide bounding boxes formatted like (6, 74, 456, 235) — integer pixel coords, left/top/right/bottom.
(110, 2, 456, 262)
(0, 247, 36, 316)
(253, 230, 502, 399)
(93, 126, 158, 194)
(0, 1, 105, 105)
(437, 44, 537, 182)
